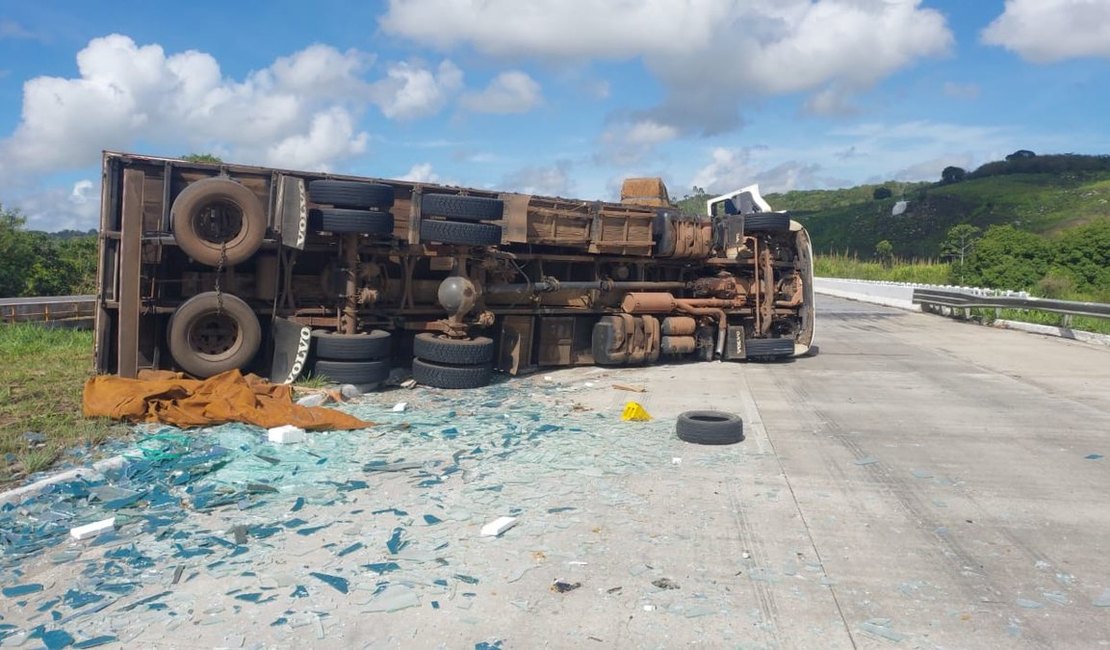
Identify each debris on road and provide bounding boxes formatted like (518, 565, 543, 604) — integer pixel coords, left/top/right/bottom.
(551, 581, 581, 593)
(652, 578, 680, 590)
(0, 374, 741, 646)
(267, 424, 306, 444)
(612, 384, 647, 393)
(69, 517, 115, 540)
(480, 516, 519, 537)
(621, 401, 652, 421)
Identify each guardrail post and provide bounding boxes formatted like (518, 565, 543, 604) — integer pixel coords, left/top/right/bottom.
(1062, 314, 1073, 329)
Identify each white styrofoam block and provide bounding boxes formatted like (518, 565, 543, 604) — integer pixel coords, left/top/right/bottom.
(480, 516, 518, 537)
(268, 425, 306, 444)
(392, 402, 407, 413)
(71, 517, 116, 540)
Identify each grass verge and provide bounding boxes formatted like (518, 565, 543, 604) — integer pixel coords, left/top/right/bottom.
(815, 253, 952, 284)
(0, 323, 123, 486)
(816, 254, 1110, 336)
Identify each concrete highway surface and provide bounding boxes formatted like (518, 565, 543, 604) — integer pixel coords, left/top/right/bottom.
(3, 295, 1108, 649)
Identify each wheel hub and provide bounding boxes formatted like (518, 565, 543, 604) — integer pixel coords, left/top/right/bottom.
(194, 200, 244, 244)
(188, 313, 242, 359)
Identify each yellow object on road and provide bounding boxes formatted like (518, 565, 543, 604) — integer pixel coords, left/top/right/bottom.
(621, 401, 652, 421)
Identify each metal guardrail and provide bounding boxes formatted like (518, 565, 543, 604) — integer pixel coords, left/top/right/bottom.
(912, 288, 1110, 321)
(0, 295, 96, 326)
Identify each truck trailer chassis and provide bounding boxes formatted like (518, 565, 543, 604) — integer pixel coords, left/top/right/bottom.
(94, 152, 815, 389)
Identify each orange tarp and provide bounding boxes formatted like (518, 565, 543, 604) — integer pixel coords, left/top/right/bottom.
(83, 369, 372, 431)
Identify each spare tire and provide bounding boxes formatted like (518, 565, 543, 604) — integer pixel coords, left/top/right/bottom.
(419, 219, 501, 246)
(421, 194, 504, 222)
(412, 358, 491, 389)
(313, 330, 391, 360)
(676, 410, 744, 445)
(313, 208, 394, 235)
(309, 180, 394, 210)
(311, 359, 391, 385)
(413, 333, 494, 365)
(171, 178, 267, 266)
(745, 338, 795, 360)
(744, 213, 791, 233)
(168, 292, 261, 378)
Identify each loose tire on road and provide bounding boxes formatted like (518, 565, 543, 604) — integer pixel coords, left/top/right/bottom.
(413, 333, 494, 365)
(168, 292, 261, 378)
(419, 219, 502, 246)
(171, 178, 267, 266)
(311, 359, 391, 385)
(744, 213, 791, 233)
(309, 180, 394, 210)
(313, 330, 391, 360)
(412, 358, 492, 389)
(676, 410, 744, 445)
(313, 208, 394, 235)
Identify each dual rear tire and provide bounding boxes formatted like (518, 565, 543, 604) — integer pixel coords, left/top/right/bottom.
(411, 333, 494, 389)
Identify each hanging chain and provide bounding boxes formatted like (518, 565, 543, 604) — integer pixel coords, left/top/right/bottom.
(214, 240, 227, 316)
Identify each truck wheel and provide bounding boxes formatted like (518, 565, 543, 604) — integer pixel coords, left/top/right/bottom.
(313, 330, 391, 360)
(168, 292, 261, 378)
(413, 333, 494, 365)
(309, 180, 394, 210)
(676, 410, 744, 445)
(412, 358, 491, 389)
(171, 178, 266, 266)
(744, 338, 795, 360)
(744, 213, 791, 233)
(314, 208, 394, 235)
(311, 359, 391, 385)
(421, 194, 504, 222)
(419, 219, 501, 245)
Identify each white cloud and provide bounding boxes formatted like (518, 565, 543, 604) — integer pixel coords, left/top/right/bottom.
(503, 162, 572, 196)
(891, 154, 975, 182)
(460, 71, 542, 114)
(400, 162, 440, 183)
(803, 87, 858, 117)
(369, 59, 463, 120)
(0, 34, 374, 175)
(0, 19, 36, 40)
(598, 118, 679, 165)
(942, 82, 981, 100)
(691, 147, 823, 195)
(982, 0, 1110, 63)
(265, 107, 368, 170)
(15, 180, 101, 232)
(382, 0, 953, 133)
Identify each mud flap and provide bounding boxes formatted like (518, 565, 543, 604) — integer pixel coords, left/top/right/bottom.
(271, 317, 312, 384)
(725, 326, 745, 361)
(276, 175, 308, 250)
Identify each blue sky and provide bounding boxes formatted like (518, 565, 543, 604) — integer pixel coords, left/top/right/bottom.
(1, 0, 1108, 231)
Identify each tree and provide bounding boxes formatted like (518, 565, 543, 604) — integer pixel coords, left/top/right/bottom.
(940, 224, 982, 284)
(1052, 219, 1110, 294)
(872, 186, 893, 200)
(940, 166, 966, 184)
(0, 205, 36, 297)
(964, 225, 1050, 290)
(675, 186, 711, 216)
(180, 153, 223, 164)
(1005, 149, 1036, 161)
(874, 240, 894, 269)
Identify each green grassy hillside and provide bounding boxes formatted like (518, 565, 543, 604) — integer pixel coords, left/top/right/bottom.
(768, 170, 1110, 259)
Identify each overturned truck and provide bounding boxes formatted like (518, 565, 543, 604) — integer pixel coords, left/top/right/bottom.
(94, 152, 815, 389)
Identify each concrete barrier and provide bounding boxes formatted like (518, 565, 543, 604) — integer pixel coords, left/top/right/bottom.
(813, 278, 920, 311)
